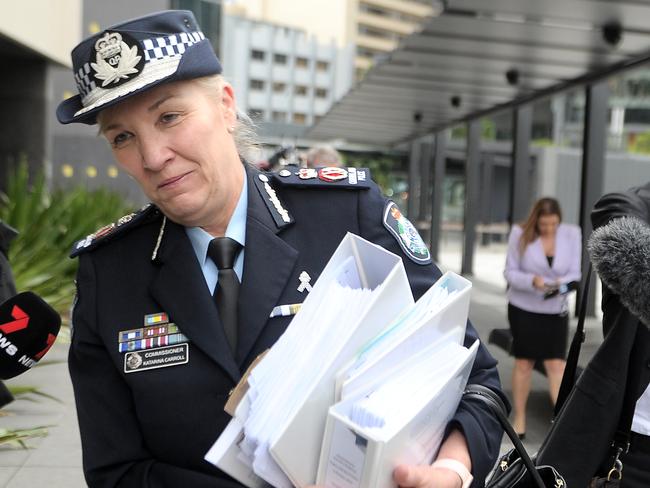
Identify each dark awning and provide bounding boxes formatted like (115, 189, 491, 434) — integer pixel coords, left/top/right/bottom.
(307, 0, 650, 147)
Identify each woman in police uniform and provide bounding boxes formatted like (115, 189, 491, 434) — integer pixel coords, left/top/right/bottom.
(58, 10, 505, 488)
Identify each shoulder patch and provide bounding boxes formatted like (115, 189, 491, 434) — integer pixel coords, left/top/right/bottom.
(383, 201, 432, 265)
(274, 166, 372, 190)
(70, 204, 160, 258)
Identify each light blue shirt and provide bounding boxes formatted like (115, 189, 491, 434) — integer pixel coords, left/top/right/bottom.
(185, 176, 247, 293)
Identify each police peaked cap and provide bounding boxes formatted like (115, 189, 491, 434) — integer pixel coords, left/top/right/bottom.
(57, 10, 222, 125)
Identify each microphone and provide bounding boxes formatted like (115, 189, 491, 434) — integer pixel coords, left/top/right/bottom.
(0, 292, 61, 379)
(588, 217, 650, 326)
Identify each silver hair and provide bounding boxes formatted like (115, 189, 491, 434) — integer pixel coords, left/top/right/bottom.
(193, 75, 261, 163)
(305, 144, 343, 168)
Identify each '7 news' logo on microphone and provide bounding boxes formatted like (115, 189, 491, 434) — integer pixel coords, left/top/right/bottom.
(0, 305, 55, 363)
(0, 292, 61, 379)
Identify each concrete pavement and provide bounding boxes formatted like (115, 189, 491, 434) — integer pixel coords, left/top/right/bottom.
(1, 336, 85, 487)
(0, 241, 605, 487)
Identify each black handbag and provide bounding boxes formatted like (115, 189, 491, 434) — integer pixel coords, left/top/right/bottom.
(463, 384, 566, 488)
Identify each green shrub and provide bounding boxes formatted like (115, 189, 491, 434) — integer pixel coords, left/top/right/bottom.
(629, 131, 650, 155)
(0, 162, 134, 323)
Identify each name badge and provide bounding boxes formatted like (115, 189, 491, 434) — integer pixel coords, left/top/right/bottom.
(124, 343, 189, 373)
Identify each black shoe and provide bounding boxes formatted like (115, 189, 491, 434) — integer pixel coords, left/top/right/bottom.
(517, 432, 526, 441)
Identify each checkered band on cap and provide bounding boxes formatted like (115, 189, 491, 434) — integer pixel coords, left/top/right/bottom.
(74, 64, 97, 100)
(142, 31, 205, 61)
(73, 30, 205, 102)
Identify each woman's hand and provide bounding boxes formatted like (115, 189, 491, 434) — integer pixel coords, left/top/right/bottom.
(532, 275, 546, 290)
(393, 428, 470, 488)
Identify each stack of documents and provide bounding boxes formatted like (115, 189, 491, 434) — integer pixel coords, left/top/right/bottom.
(205, 233, 477, 488)
(318, 340, 478, 488)
(206, 233, 413, 487)
(335, 272, 471, 402)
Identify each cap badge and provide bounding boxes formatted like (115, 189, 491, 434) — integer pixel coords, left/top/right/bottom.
(91, 31, 144, 87)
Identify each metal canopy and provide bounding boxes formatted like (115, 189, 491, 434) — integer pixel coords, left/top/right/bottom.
(308, 0, 650, 146)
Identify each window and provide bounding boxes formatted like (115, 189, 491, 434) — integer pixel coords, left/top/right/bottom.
(315, 88, 328, 99)
(251, 49, 265, 61)
(274, 53, 288, 64)
(248, 108, 264, 119)
(316, 60, 329, 72)
(359, 2, 388, 16)
(293, 113, 307, 124)
(398, 12, 422, 24)
(272, 111, 287, 122)
(250, 79, 265, 90)
(358, 24, 394, 40)
(294, 85, 308, 96)
(296, 57, 309, 68)
(272, 82, 286, 93)
(357, 47, 382, 59)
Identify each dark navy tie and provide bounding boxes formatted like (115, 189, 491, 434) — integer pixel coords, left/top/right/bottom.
(208, 237, 242, 353)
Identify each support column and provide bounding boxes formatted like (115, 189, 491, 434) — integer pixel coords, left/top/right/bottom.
(430, 131, 447, 261)
(579, 81, 609, 316)
(510, 104, 533, 224)
(462, 120, 481, 275)
(480, 154, 494, 245)
(419, 136, 434, 221)
(407, 139, 421, 218)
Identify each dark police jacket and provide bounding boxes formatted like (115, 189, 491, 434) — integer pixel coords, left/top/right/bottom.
(69, 165, 504, 487)
(537, 182, 650, 486)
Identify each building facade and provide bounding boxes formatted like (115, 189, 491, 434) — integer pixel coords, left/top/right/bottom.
(221, 15, 354, 138)
(225, 0, 441, 80)
(353, 0, 439, 79)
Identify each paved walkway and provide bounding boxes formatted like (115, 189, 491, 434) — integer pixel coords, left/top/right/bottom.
(0, 241, 605, 487)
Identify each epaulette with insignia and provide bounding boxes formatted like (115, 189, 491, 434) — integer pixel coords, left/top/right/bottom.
(70, 204, 160, 258)
(273, 166, 372, 189)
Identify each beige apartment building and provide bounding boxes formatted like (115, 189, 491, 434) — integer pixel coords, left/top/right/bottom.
(225, 0, 440, 79)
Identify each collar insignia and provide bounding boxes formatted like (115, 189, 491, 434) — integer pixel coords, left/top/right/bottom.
(297, 271, 312, 293)
(254, 174, 294, 228)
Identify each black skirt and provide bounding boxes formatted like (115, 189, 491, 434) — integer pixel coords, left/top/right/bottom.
(507, 303, 568, 359)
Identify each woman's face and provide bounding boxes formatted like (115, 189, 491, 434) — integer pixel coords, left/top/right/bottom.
(99, 79, 243, 232)
(537, 213, 560, 237)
